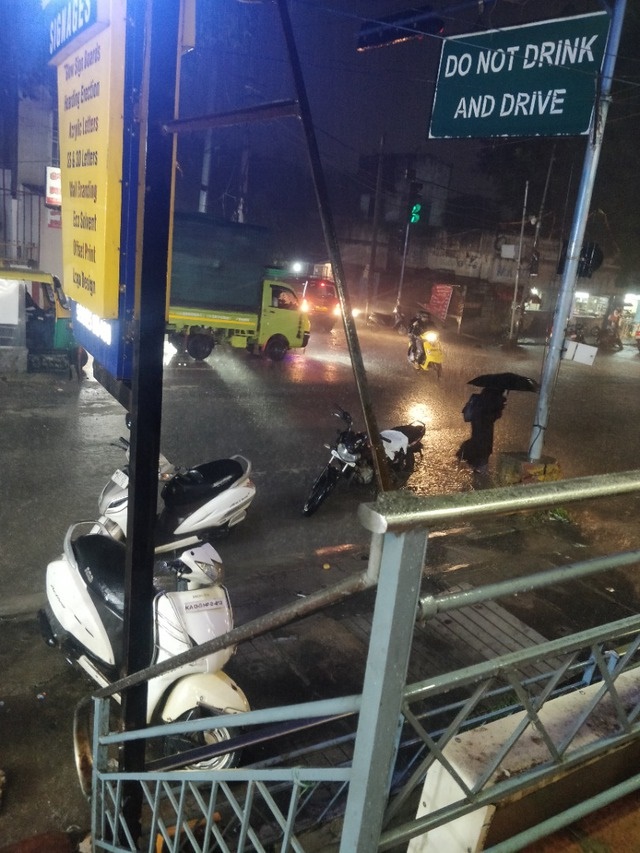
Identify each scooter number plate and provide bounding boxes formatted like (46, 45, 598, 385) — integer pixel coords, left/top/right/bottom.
(111, 468, 129, 489)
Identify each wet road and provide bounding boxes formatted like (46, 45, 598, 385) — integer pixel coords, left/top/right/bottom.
(3, 323, 640, 606)
(2, 325, 640, 844)
(157, 323, 640, 573)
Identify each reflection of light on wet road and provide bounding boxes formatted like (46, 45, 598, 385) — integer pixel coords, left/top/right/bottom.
(405, 401, 435, 425)
(163, 340, 178, 365)
(285, 350, 344, 384)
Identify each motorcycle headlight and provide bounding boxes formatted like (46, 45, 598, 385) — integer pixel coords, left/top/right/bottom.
(337, 442, 359, 463)
(195, 558, 224, 584)
(424, 330, 438, 343)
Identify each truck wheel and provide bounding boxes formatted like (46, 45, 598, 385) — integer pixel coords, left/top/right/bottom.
(186, 335, 213, 360)
(264, 334, 289, 361)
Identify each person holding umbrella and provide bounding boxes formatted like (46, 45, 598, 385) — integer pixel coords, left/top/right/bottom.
(456, 388, 506, 474)
(457, 373, 539, 475)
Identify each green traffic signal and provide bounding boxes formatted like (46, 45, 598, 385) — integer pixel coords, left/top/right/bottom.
(410, 202, 422, 224)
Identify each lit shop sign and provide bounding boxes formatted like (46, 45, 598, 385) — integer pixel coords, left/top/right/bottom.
(48, 0, 125, 320)
(45, 166, 62, 207)
(429, 11, 610, 138)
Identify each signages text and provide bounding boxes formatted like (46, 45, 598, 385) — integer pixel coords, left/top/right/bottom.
(429, 12, 610, 138)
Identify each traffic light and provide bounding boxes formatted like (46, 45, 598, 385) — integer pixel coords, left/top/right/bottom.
(408, 181, 424, 225)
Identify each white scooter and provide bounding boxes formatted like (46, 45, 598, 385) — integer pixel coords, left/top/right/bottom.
(97, 435, 256, 555)
(38, 522, 249, 770)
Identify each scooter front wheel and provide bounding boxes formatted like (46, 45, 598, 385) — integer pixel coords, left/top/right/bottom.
(303, 466, 339, 517)
(164, 707, 240, 770)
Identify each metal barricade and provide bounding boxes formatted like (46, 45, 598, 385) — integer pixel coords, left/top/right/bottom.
(86, 470, 640, 852)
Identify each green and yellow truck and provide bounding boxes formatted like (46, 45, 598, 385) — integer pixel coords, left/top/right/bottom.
(167, 213, 310, 361)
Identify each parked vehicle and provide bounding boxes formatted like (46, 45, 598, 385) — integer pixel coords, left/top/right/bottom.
(167, 214, 310, 361)
(392, 303, 410, 335)
(566, 322, 586, 343)
(407, 312, 443, 377)
(1, 267, 87, 376)
(38, 524, 249, 770)
(97, 433, 256, 555)
(590, 325, 624, 351)
(298, 277, 340, 331)
(303, 406, 425, 516)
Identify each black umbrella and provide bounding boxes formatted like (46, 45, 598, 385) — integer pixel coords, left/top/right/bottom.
(467, 372, 539, 392)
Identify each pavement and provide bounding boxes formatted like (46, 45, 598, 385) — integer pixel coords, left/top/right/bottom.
(2, 366, 640, 850)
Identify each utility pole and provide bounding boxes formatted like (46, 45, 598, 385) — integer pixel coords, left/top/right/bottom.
(530, 143, 556, 272)
(396, 218, 411, 309)
(365, 134, 384, 318)
(508, 180, 529, 343)
(395, 172, 422, 309)
(529, 0, 626, 461)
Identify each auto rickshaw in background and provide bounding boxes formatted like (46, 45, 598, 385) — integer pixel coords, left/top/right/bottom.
(4, 268, 86, 376)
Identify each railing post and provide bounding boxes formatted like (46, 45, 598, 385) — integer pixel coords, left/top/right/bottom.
(340, 527, 428, 852)
(91, 697, 113, 844)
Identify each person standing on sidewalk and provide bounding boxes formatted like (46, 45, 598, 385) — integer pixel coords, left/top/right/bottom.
(607, 307, 624, 351)
(456, 387, 506, 474)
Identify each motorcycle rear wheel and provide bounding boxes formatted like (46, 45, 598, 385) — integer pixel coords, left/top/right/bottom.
(303, 466, 339, 516)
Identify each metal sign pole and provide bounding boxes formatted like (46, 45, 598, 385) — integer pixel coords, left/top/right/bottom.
(120, 0, 180, 841)
(528, 0, 627, 461)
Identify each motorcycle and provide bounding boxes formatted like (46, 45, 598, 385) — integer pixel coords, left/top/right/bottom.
(590, 325, 623, 351)
(302, 406, 425, 517)
(96, 434, 256, 555)
(566, 322, 586, 343)
(407, 325, 444, 378)
(38, 523, 249, 770)
(392, 304, 410, 335)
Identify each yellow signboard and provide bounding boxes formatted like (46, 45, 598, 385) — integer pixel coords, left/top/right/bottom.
(53, 5, 125, 319)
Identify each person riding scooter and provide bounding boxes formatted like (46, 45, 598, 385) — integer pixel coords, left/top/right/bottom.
(408, 309, 436, 365)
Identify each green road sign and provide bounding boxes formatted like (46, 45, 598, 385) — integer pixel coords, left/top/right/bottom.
(429, 11, 610, 139)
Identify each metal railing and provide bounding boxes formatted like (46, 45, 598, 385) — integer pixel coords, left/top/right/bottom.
(85, 470, 640, 852)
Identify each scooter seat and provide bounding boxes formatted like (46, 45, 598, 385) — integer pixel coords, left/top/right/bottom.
(72, 534, 127, 617)
(162, 457, 244, 510)
(390, 422, 425, 448)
